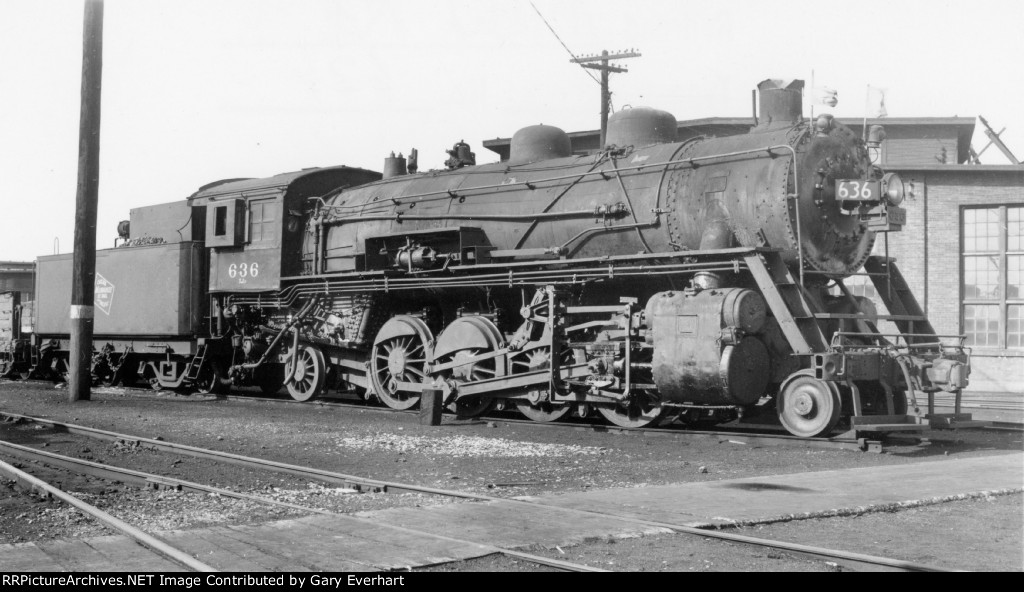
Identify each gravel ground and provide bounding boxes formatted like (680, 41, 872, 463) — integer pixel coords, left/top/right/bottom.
(0, 380, 1021, 571)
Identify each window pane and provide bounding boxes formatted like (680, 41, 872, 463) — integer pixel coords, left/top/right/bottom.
(963, 207, 999, 253)
(830, 273, 876, 298)
(262, 202, 277, 242)
(1009, 255, 1023, 300)
(964, 305, 1001, 347)
(1010, 207, 1023, 252)
(249, 200, 277, 243)
(215, 207, 227, 236)
(1009, 305, 1024, 349)
(964, 255, 1001, 299)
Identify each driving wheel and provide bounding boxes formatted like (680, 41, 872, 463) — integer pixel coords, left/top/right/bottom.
(371, 315, 433, 410)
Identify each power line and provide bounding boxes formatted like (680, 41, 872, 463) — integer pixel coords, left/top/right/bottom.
(528, 1, 600, 86)
(571, 50, 641, 146)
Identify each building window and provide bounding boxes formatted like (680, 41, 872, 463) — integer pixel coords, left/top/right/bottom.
(842, 275, 876, 299)
(248, 200, 278, 243)
(962, 205, 1024, 349)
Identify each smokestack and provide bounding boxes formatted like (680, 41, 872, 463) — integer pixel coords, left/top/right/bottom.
(756, 79, 804, 130)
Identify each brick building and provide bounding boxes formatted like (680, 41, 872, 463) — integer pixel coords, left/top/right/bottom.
(0, 261, 34, 299)
(484, 116, 1024, 394)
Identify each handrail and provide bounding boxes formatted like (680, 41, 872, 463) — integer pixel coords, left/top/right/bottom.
(323, 144, 802, 214)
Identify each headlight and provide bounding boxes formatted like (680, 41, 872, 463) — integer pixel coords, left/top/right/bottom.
(882, 172, 904, 206)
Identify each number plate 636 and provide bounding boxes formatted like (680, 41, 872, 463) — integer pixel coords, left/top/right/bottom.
(836, 180, 880, 201)
(227, 262, 260, 284)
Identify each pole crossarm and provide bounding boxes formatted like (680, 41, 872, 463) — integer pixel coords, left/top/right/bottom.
(571, 49, 642, 148)
(571, 51, 641, 63)
(581, 63, 628, 73)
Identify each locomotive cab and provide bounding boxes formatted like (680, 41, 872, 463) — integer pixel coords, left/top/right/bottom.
(188, 166, 381, 293)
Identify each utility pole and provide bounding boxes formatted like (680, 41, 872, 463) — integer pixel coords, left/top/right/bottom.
(570, 49, 640, 148)
(69, 0, 104, 402)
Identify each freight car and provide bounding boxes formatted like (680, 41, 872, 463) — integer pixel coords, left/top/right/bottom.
(21, 79, 973, 438)
(0, 261, 34, 379)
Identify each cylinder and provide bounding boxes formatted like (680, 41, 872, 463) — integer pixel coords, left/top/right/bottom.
(646, 289, 770, 405)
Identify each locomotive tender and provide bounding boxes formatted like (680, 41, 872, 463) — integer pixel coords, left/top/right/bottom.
(16, 79, 973, 438)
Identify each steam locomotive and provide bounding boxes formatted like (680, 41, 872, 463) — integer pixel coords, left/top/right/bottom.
(6, 79, 973, 438)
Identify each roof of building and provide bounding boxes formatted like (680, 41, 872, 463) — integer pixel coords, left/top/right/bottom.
(0, 262, 34, 272)
(483, 116, 982, 165)
(890, 164, 1024, 173)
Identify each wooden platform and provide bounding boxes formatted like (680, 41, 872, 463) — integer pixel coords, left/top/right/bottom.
(3, 452, 1021, 571)
(0, 536, 185, 572)
(511, 452, 1024, 526)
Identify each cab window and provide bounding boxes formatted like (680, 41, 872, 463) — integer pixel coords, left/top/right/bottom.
(249, 199, 279, 243)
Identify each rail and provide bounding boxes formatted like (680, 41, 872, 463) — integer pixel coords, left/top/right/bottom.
(0, 438, 601, 572)
(0, 411, 957, 572)
(0, 456, 216, 572)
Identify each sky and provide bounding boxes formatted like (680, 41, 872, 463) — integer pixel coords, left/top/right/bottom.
(1, 0, 1022, 261)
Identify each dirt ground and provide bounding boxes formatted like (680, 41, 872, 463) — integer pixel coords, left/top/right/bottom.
(0, 380, 1021, 572)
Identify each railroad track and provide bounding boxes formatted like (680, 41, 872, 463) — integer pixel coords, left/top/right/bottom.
(7, 379, 1016, 447)
(43, 383, 882, 452)
(0, 437, 600, 572)
(985, 421, 1024, 432)
(0, 411, 957, 572)
(103, 384, 1024, 448)
(0, 455, 216, 572)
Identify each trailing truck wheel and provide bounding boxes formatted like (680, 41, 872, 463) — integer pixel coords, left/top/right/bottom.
(195, 360, 230, 396)
(777, 371, 842, 438)
(286, 346, 327, 402)
(370, 316, 433, 410)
